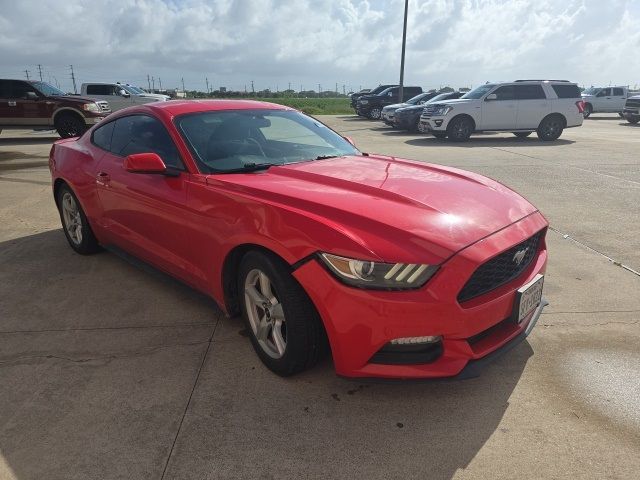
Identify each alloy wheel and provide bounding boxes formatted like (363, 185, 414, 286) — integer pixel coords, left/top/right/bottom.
(61, 192, 83, 245)
(244, 269, 287, 359)
(369, 108, 381, 119)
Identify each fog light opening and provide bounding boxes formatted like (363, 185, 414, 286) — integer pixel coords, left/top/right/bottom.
(390, 335, 442, 345)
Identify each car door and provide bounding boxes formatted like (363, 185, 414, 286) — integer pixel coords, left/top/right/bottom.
(0, 80, 12, 125)
(481, 85, 517, 129)
(592, 88, 611, 111)
(515, 84, 550, 129)
(87, 84, 127, 111)
(611, 88, 626, 112)
(2, 80, 49, 126)
(94, 114, 197, 283)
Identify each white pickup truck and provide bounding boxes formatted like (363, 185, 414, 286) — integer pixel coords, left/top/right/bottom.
(81, 82, 166, 112)
(581, 86, 629, 118)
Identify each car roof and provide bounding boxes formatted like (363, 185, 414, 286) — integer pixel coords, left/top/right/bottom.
(139, 99, 291, 117)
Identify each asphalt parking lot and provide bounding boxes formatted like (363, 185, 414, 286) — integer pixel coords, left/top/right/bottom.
(1, 116, 638, 480)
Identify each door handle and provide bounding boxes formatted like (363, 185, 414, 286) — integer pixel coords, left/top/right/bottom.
(96, 172, 111, 185)
(8, 101, 16, 107)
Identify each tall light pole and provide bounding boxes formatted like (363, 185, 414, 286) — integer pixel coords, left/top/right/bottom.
(398, 0, 409, 103)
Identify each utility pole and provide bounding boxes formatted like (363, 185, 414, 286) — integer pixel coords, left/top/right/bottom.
(158, 77, 162, 90)
(288, 82, 291, 91)
(343, 84, 346, 95)
(24, 69, 30, 80)
(318, 83, 321, 97)
(147, 74, 151, 90)
(181, 77, 185, 95)
(69, 65, 77, 94)
(335, 83, 338, 94)
(206, 77, 209, 94)
(398, 0, 409, 103)
(251, 80, 254, 94)
(152, 76, 155, 90)
(37, 64, 43, 81)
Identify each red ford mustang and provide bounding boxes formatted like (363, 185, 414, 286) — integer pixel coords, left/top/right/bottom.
(49, 99, 548, 379)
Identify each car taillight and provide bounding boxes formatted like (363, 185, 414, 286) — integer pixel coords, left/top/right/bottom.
(576, 100, 585, 113)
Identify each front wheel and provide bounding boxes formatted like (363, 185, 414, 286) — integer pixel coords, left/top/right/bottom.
(239, 251, 327, 376)
(56, 184, 101, 254)
(368, 107, 382, 120)
(627, 117, 640, 124)
(583, 103, 592, 119)
(537, 115, 564, 141)
(55, 113, 87, 138)
(446, 116, 473, 142)
(512, 131, 532, 138)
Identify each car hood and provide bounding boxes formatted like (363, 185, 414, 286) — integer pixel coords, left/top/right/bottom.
(209, 155, 538, 263)
(396, 104, 425, 114)
(51, 95, 104, 104)
(383, 102, 409, 111)
(432, 98, 476, 105)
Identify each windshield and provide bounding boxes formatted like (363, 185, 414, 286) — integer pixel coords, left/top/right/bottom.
(176, 109, 360, 173)
(462, 84, 496, 99)
(370, 85, 389, 95)
(406, 93, 427, 105)
(427, 93, 453, 103)
(32, 81, 66, 96)
(583, 87, 599, 95)
(121, 85, 140, 94)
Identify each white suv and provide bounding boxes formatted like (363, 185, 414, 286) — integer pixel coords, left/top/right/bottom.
(419, 80, 584, 142)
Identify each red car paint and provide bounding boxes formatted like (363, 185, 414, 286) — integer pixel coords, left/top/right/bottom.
(50, 100, 548, 379)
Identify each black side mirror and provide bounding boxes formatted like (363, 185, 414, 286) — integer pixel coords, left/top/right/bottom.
(25, 91, 39, 100)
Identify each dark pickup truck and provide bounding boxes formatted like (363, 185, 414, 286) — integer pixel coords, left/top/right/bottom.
(351, 84, 397, 115)
(0, 79, 111, 138)
(356, 86, 423, 119)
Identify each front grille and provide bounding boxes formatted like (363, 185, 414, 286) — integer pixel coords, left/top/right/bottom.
(625, 99, 640, 108)
(97, 101, 111, 113)
(458, 231, 543, 303)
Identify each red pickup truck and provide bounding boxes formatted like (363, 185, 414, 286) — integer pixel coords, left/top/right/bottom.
(0, 79, 111, 138)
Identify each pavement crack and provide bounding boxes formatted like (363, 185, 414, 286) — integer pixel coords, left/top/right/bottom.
(0, 339, 213, 368)
(549, 226, 640, 277)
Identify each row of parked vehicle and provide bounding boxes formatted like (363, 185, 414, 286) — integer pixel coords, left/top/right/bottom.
(0, 78, 168, 138)
(351, 81, 640, 142)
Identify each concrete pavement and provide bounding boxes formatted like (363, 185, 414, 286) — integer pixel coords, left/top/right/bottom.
(0, 118, 638, 479)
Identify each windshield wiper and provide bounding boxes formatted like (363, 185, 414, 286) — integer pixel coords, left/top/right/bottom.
(315, 155, 341, 160)
(218, 162, 275, 173)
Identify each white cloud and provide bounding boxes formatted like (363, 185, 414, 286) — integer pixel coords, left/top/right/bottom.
(0, 0, 638, 92)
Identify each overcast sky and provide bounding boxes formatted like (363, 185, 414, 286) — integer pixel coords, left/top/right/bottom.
(1, 0, 639, 93)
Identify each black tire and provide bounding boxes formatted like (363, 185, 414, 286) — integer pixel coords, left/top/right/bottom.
(56, 184, 101, 255)
(238, 251, 328, 376)
(446, 116, 474, 142)
(55, 113, 87, 138)
(627, 117, 640, 124)
(618, 112, 624, 118)
(536, 115, 564, 141)
(583, 103, 592, 119)
(512, 132, 532, 138)
(368, 107, 382, 120)
(432, 132, 447, 139)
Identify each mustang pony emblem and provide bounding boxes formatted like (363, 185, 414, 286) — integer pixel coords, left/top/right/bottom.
(513, 247, 529, 266)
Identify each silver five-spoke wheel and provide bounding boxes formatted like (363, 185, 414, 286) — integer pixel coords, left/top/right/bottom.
(244, 269, 287, 358)
(61, 192, 83, 245)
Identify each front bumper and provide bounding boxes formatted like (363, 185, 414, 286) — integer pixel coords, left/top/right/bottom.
(419, 115, 449, 132)
(84, 115, 107, 125)
(393, 113, 421, 130)
(293, 212, 548, 379)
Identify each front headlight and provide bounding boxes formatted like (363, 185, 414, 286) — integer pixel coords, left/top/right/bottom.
(319, 253, 438, 289)
(433, 105, 453, 116)
(82, 102, 101, 113)
(359, 99, 369, 105)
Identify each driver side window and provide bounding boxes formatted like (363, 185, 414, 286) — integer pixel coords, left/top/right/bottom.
(596, 89, 610, 97)
(490, 85, 515, 101)
(110, 115, 184, 169)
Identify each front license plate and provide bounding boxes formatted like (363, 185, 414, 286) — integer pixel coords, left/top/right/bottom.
(516, 274, 544, 324)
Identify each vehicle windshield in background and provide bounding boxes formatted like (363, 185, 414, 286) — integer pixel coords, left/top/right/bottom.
(131, 86, 147, 94)
(582, 87, 599, 95)
(406, 93, 427, 105)
(377, 87, 393, 96)
(32, 81, 66, 96)
(427, 93, 453, 103)
(462, 84, 496, 99)
(121, 85, 139, 94)
(176, 109, 360, 173)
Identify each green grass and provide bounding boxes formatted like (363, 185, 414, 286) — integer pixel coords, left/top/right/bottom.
(247, 97, 352, 115)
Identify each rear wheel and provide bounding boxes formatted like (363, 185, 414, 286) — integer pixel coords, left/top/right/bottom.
(583, 103, 592, 118)
(56, 184, 101, 254)
(537, 115, 564, 141)
(239, 251, 327, 376)
(512, 131, 532, 138)
(446, 116, 474, 142)
(368, 107, 382, 120)
(55, 113, 86, 138)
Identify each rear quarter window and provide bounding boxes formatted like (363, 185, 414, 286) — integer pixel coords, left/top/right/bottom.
(91, 121, 115, 151)
(551, 84, 581, 99)
(515, 85, 546, 100)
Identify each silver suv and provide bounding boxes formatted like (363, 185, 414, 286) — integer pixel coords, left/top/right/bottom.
(419, 80, 585, 142)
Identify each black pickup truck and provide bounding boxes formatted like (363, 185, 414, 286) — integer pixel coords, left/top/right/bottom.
(351, 84, 397, 115)
(356, 86, 423, 119)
